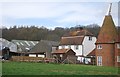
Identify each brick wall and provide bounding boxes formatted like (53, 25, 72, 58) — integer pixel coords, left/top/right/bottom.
(95, 44, 115, 67)
(115, 43, 120, 67)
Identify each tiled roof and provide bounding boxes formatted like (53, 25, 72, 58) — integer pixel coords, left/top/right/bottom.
(52, 49, 73, 54)
(63, 30, 93, 37)
(96, 15, 118, 43)
(87, 49, 95, 56)
(60, 36, 84, 45)
(40, 40, 59, 47)
(30, 40, 59, 53)
(60, 29, 93, 45)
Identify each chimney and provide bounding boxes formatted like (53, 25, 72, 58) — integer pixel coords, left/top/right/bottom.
(76, 27, 83, 31)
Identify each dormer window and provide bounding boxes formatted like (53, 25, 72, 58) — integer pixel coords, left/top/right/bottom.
(97, 45, 102, 49)
(88, 36, 92, 41)
(117, 44, 120, 49)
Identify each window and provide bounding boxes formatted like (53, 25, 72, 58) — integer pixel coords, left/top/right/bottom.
(88, 36, 92, 41)
(117, 56, 120, 62)
(97, 56, 102, 66)
(68, 45, 71, 49)
(97, 45, 102, 49)
(60, 54, 63, 57)
(62, 46, 65, 49)
(117, 44, 120, 49)
(75, 45, 79, 50)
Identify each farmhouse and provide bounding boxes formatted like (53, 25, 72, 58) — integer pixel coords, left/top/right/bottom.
(58, 28, 96, 63)
(95, 4, 120, 67)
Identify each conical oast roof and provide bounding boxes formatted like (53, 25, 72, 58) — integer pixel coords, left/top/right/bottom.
(96, 15, 118, 43)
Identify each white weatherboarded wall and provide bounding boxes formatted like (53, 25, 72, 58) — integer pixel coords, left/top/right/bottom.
(59, 45, 82, 56)
(58, 36, 96, 63)
(82, 36, 96, 56)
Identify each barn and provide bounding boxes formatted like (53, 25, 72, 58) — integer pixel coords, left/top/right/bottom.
(0, 38, 17, 59)
(11, 40, 39, 52)
(29, 40, 59, 58)
(0, 38, 17, 52)
(52, 49, 77, 64)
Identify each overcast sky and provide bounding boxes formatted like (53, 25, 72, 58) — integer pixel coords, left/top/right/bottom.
(0, 0, 119, 29)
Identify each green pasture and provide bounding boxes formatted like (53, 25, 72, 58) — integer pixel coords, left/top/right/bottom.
(2, 61, 119, 75)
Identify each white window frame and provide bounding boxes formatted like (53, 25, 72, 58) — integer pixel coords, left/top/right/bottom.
(117, 56, 120, 62)
(97, 45, 102, 49)
(117, 44, 120, 49)
(97, 56, 102, 66)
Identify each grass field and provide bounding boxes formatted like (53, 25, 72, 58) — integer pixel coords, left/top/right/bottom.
(2, 61, 119, 75)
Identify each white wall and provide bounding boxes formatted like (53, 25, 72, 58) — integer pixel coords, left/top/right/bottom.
(38, 54, 45, 58)
(77, 57, 91, 64)
(52, 47, 58, 52)
(82, 36, 96, 56)
(59, 36, 96, 56)
(29, 54, 36, 57)
(29, 54, 45, 58)
(59, 45, 83, 56)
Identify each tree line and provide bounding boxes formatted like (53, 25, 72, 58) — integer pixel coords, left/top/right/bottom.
(1, 24, 120, 42)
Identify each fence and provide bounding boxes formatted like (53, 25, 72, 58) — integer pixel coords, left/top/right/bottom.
(11, 56, 55, 63)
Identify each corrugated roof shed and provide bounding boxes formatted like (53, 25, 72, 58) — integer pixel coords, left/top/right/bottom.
(0, 38, 17, 52)
(12, 40, 39, 52)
